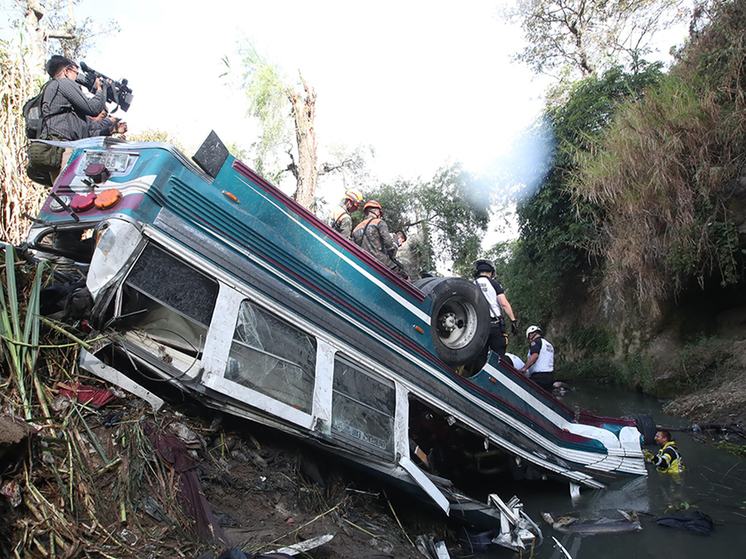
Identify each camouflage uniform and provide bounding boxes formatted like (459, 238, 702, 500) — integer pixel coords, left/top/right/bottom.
(330, 205, 352, 238)
(352, 217, 407, 279)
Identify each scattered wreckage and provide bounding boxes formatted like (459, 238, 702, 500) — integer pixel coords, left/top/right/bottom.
(24, 133, 649, 551)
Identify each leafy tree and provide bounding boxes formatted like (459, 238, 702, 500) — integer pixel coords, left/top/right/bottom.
(505, 64, 664, 327)
(128, 129, 188, 153)
(0, 1, 119, 244)
(4, 0, 120, 74)
(367, 163, 490, 276)
(485, 238, 562, 330)
(0, 40, 41, 244)
(237, 42, 370, 210)
(234, 45, 289, 184)
(40, 4, 121, 61)
(503, 0, 687, 78)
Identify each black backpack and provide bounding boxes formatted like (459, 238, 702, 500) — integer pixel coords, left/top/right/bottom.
(23, 80, 67, 139)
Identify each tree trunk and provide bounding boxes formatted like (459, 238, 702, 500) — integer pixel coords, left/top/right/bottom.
(24, 0, 47, 80)
(24, 0, 77, 78)
(288, 74, 318, 210)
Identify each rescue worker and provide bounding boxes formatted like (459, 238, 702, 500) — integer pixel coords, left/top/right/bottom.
(504, 352, 525, 370)
(330, 189, 363, 238)
(473, 259, 518, 359)
(390, 229, 410, 278)
(351, 201, 408, 279)
(644, 430, 685, 474)
(393, 229, 407, 250)
(519, 325, 555, 390)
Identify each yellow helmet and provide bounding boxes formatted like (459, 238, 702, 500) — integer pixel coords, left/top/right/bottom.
(344, 189, 363, 208)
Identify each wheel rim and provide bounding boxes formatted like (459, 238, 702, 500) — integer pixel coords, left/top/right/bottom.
(435, 295, 479, 350)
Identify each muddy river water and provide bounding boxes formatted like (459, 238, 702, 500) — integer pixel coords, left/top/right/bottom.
(476, 383, 746, 558)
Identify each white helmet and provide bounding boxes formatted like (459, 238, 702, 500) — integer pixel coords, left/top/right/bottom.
(526, 325, 541, 339)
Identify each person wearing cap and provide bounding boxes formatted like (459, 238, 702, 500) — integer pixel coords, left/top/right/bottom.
(390, 229, 410, 278)
(520, 326, 555, 390)
(393, 229, 407, 249)
(473, 259, 517, 360)
(330, 189, 363, 239)
(351, 201, 408, 279)
(390, 229, 406, 259)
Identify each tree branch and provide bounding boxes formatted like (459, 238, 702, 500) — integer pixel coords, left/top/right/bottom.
(318, 156, 357, 176)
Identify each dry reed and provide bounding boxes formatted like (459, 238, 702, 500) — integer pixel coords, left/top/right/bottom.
(0, 43, 46, 245)
(573, 3, 746, 317)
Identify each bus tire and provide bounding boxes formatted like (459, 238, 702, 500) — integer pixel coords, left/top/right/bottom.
(635, 414, 657, 445)
(414, 277, 490, 367)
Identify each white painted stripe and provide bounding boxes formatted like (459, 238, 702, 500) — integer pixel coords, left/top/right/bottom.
(483, 363, 627, 451)
(68, 174, 157, 194)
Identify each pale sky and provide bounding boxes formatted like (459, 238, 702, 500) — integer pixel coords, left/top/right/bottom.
(3, 0, 689, 249)
(77, 1, 550, 189)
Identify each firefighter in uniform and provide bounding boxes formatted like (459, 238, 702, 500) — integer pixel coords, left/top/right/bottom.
(330, 189, 362, 239)
(644, 430, 685, 474)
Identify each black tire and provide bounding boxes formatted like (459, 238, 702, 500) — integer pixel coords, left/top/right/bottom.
(416, 277, 490, 367)
(635, 414, 657, 445)
(412, 277, 442, 291)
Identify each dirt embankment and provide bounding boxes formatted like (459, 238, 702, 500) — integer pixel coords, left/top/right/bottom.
(0, 391, 444, 558)
(654, 339, 746, 427)
(663, 374, 746, 427)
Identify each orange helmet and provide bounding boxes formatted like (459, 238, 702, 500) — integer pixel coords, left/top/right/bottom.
(363, 200, 382, 214)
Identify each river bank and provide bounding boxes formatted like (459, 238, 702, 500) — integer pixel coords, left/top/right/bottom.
(559, 336, 746, 432)
(662, 341, 746, 428)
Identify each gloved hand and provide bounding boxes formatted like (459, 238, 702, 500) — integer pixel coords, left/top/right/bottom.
(511, 320, 519, 335)
(643, 449, 654, 461)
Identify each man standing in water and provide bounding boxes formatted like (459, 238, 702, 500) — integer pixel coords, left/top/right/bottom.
(644, 430, 685, 474)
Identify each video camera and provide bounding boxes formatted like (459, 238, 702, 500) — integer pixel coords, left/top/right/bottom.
(75, 61, 134, 113)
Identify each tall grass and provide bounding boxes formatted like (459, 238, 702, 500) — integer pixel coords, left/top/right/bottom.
(0, 247, 205, 557)
(0, 244, 45, 419)
(573, 1, 746, 316)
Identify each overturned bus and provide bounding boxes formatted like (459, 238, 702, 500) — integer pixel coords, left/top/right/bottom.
(25, 133, 647, 546)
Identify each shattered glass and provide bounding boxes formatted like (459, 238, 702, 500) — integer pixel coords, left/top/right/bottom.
(226, 300, 316, 413)
(332, 359, 395, 456)
(119, 244, 217, 372)
(126, 244, 218, 327)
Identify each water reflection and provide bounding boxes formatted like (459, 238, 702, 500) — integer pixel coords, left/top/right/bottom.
(479, 382, 746, 558)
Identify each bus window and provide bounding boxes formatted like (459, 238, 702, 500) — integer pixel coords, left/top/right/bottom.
(118, 244, 218, 375)
(332, 358, 395, 458)
(226, 300, 316, 414)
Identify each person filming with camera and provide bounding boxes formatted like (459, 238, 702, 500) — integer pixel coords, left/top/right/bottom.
(41, 55, 109, 141)
(30, 55, 127, 184)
